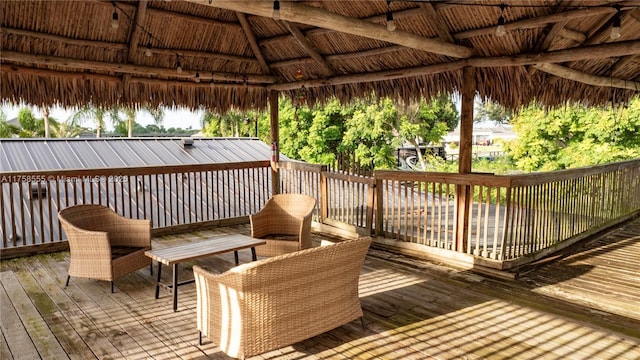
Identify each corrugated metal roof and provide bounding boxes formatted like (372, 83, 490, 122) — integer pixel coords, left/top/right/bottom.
(0, 137, 285, 249)
(0, 137, 280, 172)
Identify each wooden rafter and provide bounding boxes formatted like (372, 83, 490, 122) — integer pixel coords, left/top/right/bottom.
(454, 7, 616, 40)
(612, 54, 639, 76)
(126, 0, 148, 63)
(236, 12, 271, 74)
(2, 27, 258, 65)
(2, 65, 268, 90)
(0, 51, 278, 84)
(1, 27, 127, 50)
(268, 40, 640, 91)
(259, 7, 426, 46)
(284, 22, 334, 76)
(558, 27, 587, 44)
(534, 63, 640, 90)
(418, 3, 454, 43)
(187, 0, 475, 58)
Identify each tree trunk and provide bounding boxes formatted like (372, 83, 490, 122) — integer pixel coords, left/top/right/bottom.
(42, 106, 50, 138)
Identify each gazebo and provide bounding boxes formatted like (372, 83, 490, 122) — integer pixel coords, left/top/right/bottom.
(1, 1, 640, 267)
(2, 2, 640, 359)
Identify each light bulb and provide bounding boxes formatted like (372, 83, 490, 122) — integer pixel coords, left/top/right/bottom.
(144, 49, 152, 57)
(195, 72, 200, 83)
(386, 12, 396, 32)
(111, 11, 119, 29)
(273, 1, 281, 20)
(610, 12, 621, 40)
(610, 26, 621, 40)
(176, 60, 182, 74)
(496, 16, 506, 36)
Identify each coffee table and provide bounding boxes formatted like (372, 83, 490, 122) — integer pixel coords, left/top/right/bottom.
(145, 234, 266, 311)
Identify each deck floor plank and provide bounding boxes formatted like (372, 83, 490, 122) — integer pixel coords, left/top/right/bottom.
(1, 220, 640, 359)
(0, 326, 13, 360)
(35, 254, 133, 359)
(16, 260, 97, 360)
(0, 270, 68, 360)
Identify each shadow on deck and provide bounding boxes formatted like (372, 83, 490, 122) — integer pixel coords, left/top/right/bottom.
(1, 219, 640, 359)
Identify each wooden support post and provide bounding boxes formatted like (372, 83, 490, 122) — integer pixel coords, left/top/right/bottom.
(456, 66, 475, 253)
(375, 178, 384, 236)
(269, 90, 280, 195)
(320, 166, 328, 224)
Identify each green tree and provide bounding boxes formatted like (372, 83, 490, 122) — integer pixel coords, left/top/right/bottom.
(394, 94, 459, 170)
(17, 108, 57, 137)
(71, 104, 114, 137)
(51, 116, 84, 138)
(507, 97, 640, 171)
(111, 105, 165, 137)
(341, 98, 397, 169)
(474, 99, 513, 124)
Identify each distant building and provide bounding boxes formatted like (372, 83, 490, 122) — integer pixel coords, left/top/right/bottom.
(443, 124, 517, 145)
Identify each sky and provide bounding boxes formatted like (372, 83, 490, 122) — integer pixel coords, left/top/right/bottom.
(1, 103, 204, 131)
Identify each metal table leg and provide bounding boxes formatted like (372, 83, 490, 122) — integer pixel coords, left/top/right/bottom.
(154, 262, 162, 299)
(172, 263, 178, 312)
(234, 250, 239, 266)
(251, 247, 257, 261)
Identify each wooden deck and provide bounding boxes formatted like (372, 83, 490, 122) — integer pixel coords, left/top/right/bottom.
(1, 219, 640, 360)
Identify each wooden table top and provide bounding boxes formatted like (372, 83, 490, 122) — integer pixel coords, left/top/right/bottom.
(145, 234, 266, 266)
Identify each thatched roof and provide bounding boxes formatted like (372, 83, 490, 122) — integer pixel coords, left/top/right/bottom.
(1, 0, 639, 111)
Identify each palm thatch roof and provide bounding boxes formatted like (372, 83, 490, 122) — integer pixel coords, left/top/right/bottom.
(1, 0, 639, 112)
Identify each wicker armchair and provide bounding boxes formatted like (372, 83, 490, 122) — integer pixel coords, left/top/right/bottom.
(58, 204, 152, 293)
(249, 193, 316, 257)
(194, 237, 371, 359)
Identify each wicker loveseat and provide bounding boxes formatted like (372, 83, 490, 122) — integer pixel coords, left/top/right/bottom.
(193, 237, 372, 359)
(58, 204, 152, 293)
(250, 193, 316, 257)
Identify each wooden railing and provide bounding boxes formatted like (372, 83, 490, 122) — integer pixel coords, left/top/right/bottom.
(278, 161, 375, 234)
(2, 158, 639, 269)
(280, 159, 640, 270)
(1, 161, 272, 257)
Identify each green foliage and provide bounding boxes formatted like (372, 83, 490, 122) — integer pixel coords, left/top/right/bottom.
(474, 99, 514, 124)
(201, 109, 264, 138)
(506, 97, 640, 171)
(341, 98, 398, 169)
(0, 109, 20, 138)
(394, 94, 459, 170)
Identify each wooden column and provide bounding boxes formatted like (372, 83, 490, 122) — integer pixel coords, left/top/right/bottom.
(269, 90, 280, 195)
(456, 66, 475, 252)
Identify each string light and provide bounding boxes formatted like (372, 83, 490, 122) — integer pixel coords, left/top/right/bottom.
(496, 4, 506, 37)
(386, 1, 396, 32)
(272, 1, 281, 20)
(144, 48, 152, 57)
(610, 6, 621, 40)
(195, 72, 200, 83)
(176, 57, 182, 73)
(111, 2, 119, 29)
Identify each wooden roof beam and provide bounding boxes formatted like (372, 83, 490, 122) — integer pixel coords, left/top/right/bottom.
(268, 40, 640, 91)
(0, 51, 278, 84)
(284, 22, 334, 76)
(126, 0, 148, 63)
(1, 27, 127, 50)
(2, 65, 267, 90)
(455, 7, 616, 40)
(260, 7, 426, 46)
(3, 27, 258, 65)
(418, 3, 455, 43)
(188, 0, 475, 59)
(236, 12, 272, 74)
(533, 63, 640, 90)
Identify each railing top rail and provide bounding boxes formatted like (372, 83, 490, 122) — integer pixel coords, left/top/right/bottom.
(509, 158, 640, 186)
(277, 160, 325, 173)
(374, 170, 512, 187)
(0, 160, 271, 180)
